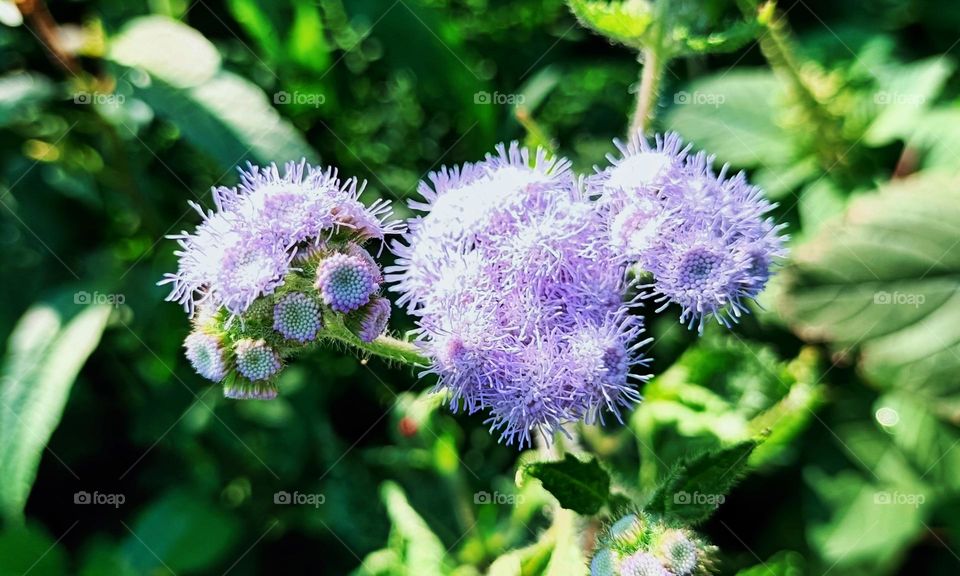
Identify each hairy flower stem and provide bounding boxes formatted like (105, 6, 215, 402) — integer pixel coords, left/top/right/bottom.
(630, 46, 666, 136)
(744, 1, 847, 166)
(323, 318, 429, 366)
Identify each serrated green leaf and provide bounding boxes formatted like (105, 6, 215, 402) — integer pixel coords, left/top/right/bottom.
(645, 441, 756, 524)
(521, 454, 611, 515)
(567, 0, 653, 49)
(777, 173, 960, 407)
(0, 299, 111, 521)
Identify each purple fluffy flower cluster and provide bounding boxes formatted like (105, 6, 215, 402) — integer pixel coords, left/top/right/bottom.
(162, 160, 399, 396)
(388, 144, 650, 447)
(160, 160, 399, 316)
(589, 132, 787, 332)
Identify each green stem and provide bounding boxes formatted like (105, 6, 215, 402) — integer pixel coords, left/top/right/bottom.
(630, 46, 665, 136)
(323, 318, 429, 367)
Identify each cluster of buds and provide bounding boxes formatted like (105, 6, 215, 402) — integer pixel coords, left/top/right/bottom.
(163, 161, 401, 398)
(183, 243, 391, 399)
(590, 512, 717, 576)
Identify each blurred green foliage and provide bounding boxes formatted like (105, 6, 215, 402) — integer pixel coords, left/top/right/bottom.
(0, 0, 959, 574)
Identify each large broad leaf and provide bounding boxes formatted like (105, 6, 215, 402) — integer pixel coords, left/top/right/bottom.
(107, 16, 317, 170)
(519, 454, 611, 515)
(805, 468, 928, 572)
(777, 173, 960, 408)
(665, 69, 795, 168)
(567, 0, 653, 49)
(122, 491, 240, 574)
(109, 16, 221, 89)
(645, 441, 757, 524)
(0, 299, 111, 521)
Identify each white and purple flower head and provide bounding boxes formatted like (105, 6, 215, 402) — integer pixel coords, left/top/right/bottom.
(589, 132, 788, 332)
(160, 160, 401, 317)
(161, 160, 400, 392)
(388, 143, 650, 447)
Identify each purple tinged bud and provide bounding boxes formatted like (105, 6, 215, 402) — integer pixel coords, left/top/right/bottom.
(223, 379, 279, 400)
(315, 252, 380, 313)
(273, 292, 323, 342)
(234, 338, 282, 382)
(184, 332, 228, 382)
(619, 552, 671, 576)
(352, 296, 391, 343)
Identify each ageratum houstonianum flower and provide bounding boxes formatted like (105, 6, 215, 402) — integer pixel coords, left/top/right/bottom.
(589, 132, 787, 332)
(161, 160, 400, 395)
(160, 161, 399, 316)
(388, 143, 650, 447)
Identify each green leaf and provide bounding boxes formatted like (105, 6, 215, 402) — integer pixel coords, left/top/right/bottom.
(0, 525, 67, 576)
(909, 107, 960, 172)
(109, 16, 221, 88)
(381, 482, 451, 575)
(520, 454, 611, 515)
(0, 299, 111, 521)
(865, 57, 955, 146)
(567, 0, 653, 49)
(122, 491, 240, 574)
(107, 16, 317, 170)
(777, 173, 960, 407)
(645, 441, 756, 524)
(806, 469, 928, 571)
(665, 69, 795, 168)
